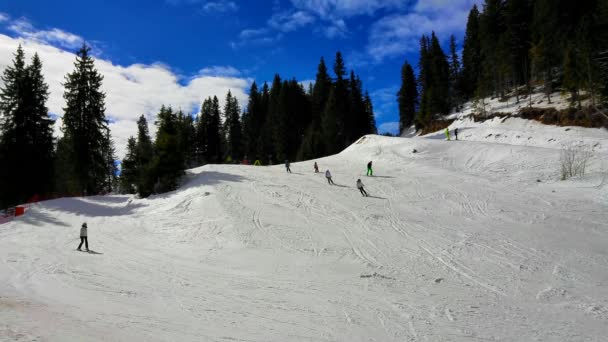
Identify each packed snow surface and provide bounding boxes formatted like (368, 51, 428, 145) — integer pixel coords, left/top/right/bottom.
(2, 125, 608, 341)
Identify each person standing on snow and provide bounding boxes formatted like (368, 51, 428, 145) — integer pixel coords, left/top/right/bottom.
(77, 222, 89, 251)
(366, 161, 373, 176)
(314, 162, 319, 173)
(445, 128, 451, 141)
(325, 169, 334, 185)
(285, 159, 292, 173)
(454, 128, 458, 140)
(357, 179, 369, 197)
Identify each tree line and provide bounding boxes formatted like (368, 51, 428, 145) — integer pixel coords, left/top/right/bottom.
(0, 44, 116, 208)
(120, 52, 377, 197)
(0, 46, 376, 205)
(398, 0, 608, 133)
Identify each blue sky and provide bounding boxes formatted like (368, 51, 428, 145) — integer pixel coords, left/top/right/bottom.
(0, 0, 481, 156)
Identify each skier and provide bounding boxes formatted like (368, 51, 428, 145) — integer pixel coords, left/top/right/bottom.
(285, 159, 292, 173)
(454, 128, 458, 141)
(325, 169, 334, 185)
(356, 179, 369, 197)
(445, 128, 451, 141)
(366, 161, 373, 176)
(314, 162, 319, 173)
(77, 222, 89, 251)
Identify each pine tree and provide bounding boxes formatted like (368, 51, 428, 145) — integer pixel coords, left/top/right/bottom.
(58, 44, 111, 195)
(135, 115, 154, 197)
(448, 35, 462, 110)
(397, 61, 418, 134)
(299, 57, 331, 160)
(266, 74, 283, 162)
(119, 137, 138, 194)
(0, 46, 55, 207)
(505, 0, 532, 102)
(103, 129, 118, 193)
(348, 71, 367, 142)
(461, 5, 482, 99)
(531, 0, 561, 103)
(363, 91, 377, 134)
(332, 52, 350, 148)
(207, 96, 223, 163)
(176, 110, 196, 167)
(242, 82, 263, 161)
(223, 90, 243, 162)
(479, 0, 507, 97)
(151, 105, 183, 193)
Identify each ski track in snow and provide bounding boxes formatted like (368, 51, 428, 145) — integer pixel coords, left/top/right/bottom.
(2, 129, 608, 341)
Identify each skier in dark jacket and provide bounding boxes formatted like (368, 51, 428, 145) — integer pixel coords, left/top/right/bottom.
(366, 161, 373, 176)
(454, 128, 459, 140)
(77, 222, 89, 251)
(285, 160, 292, 173)
(356, 179, 369, 197)
(314, 162, 319, 173)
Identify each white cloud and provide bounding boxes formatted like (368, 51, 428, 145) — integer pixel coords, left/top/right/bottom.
(8, 18, 85, 50)
(0, 34, 250, 158)
(268, 11, 316, 32)
(0, 12, 9, 23)
(231, 28, 283, 49)
(202, 1, 239, 14)
(289, 0, 404, 19)
(378, 121, 399, 134)
(321, 19, 348, 39)
(366, 0, 482, 61)
(197, 65, 241, 77)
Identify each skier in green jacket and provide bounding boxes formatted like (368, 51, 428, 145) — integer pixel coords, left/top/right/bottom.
(445, 128, 451, 141)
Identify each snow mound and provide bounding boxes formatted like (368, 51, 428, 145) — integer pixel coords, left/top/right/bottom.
(1, 130, 608, 341)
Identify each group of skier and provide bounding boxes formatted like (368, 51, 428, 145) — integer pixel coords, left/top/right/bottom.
(444, 127, 459, 141)
(285, 159, 373, 197)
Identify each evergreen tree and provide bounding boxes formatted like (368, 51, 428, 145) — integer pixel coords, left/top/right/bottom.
(479, 0, 507, 97)
(363, 91, 377, 134)
(151, 106, 183, 193)
(103, 128, 118, 193)
(58, 44, 111, 195)
(176, 110, 196, 167)
(0, 46, 55, 207)
(397, 61, 418, 133)
(119, 137, 138, 194)
(332, 52, 350, 148)
(448, 35, 462, 110)
(299, 57, 331, 160)
(242, 82, 263, 161)
(461, 5, 482, 99)
(530, 0, 561, 103)
(505, 0, 532, 102)
(135, 115, 154, 197)
(266, 74, 283, 161)
(349, 71, 367, 142)
(206, 96, 223, 163)
(223, 90, 243, 162)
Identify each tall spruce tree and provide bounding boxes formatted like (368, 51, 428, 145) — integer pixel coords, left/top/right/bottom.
(223, 90, 243, 162)
(119, 137, 138, 194)
(135, 115, 154, 197)
(397, 61, 418, 134)
(461, 5, 482, 99)
(58, 43, 111, 195)
(152, 106, 183, 193)
(0, 46, 55, 207)
(299, 57, 331, 160)
(448, 35, 462, 110)
(242, 82, 264, 161)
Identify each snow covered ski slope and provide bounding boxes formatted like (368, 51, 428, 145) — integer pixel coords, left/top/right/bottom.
(1, 130, 608, 341)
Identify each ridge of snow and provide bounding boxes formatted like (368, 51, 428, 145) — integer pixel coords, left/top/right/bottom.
(1, 129, 607, 341)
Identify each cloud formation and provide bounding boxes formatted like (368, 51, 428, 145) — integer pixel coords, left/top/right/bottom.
(0, 12, 9, 23)
(8, 18, 85, 50)
(201, 1, 239, 14)
(367, 0, 482, 61)
(0, 32, 250, 158)
(289, 0, 403, 19)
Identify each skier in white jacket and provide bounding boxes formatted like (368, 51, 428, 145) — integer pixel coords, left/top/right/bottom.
(357, 179, 369, 197)
(325, 170, 334, 185)
(77, 222, 89, 251)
